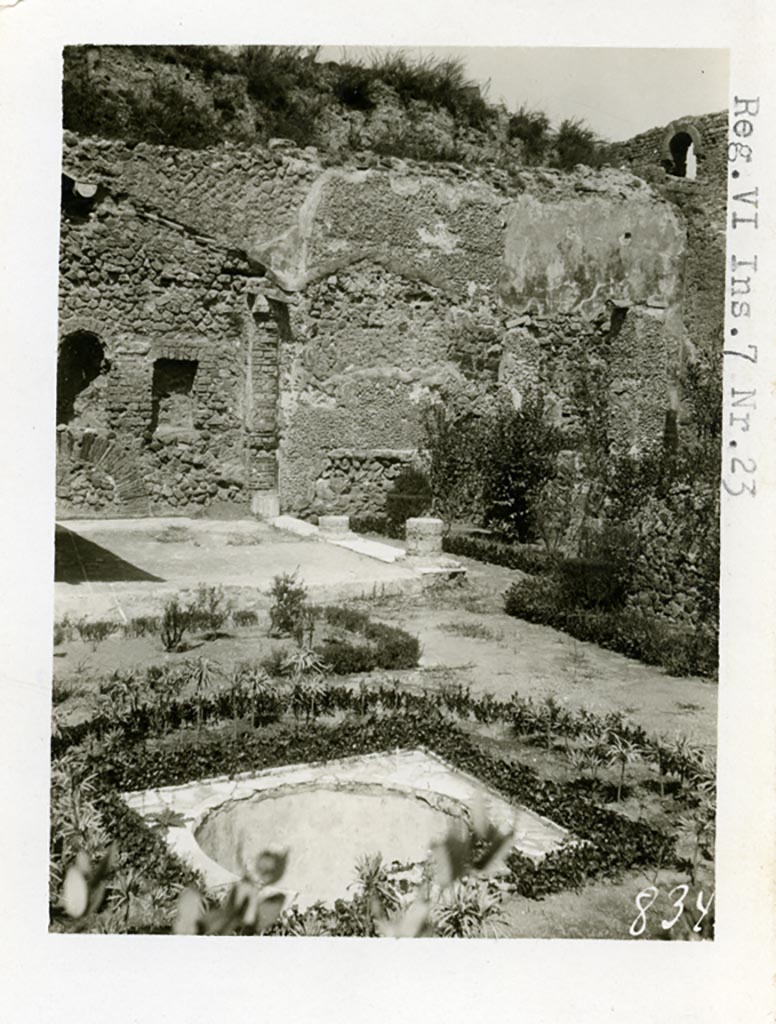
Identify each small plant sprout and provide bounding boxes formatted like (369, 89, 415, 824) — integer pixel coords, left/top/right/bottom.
(160, 596, 193, 652)
(606, 734, 642, 802)
(432, 877, 506, 938)
(188, 655, 218, 734)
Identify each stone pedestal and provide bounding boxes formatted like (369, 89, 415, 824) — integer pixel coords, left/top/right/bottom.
(252, 491, 280, 520)
(405, 517, 444, 557)
(318, 514, 351, 539)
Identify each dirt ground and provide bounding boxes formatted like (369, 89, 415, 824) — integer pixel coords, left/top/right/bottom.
(51, 520, 717, 938)
(363, 574, 717, 750)
(53, 530, 717, 749)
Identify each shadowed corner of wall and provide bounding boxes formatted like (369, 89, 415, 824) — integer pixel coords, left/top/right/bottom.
(54, 524, 165, 584)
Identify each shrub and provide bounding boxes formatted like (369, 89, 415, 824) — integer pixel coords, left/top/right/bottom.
(160, 598, 192, 653)
(52, 680, 81, 706)
(441, 533, 554, 576)
(238, 45, 323, 145)
(316, 639, 378, 675)
(432, 878, 506, 938)
(368, 622, 421, 670)
(480, 394, 564, 542)
(370, 51, 490, 129)
(232, 608, 259, 628)
(322, 605, 371, 633)
(124, 615, 162, 638)
(503, 578, 717, 678)
(74, 619, 120, 647)
(268, 571, 307, 637)
(188, 584, 230, 637)
(508, 106, 551, 164)
(556, 557, 626, 611)
(551, 117, 608, 170)
(131, 80, 220, 148)
(332, 62, 377, 111)
(348, 514, 404, 540)
(260, 648, 289, 678)
(62, 48, 131, 139)
(318, 606, 421, 673)
(422, 402, 485, 524)
(384, 466, 433, 535)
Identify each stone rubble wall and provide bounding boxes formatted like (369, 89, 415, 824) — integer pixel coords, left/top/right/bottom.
(609, 111, 728, 372)
(62, 132, 321, 257)
(312, 449, 416, 516)
(59, 118, 725, 628)
(272, 162, 685, 515)
(627, 483, 720, 628)
(59, 139, 689, 521)
(57, 189, 280, 517)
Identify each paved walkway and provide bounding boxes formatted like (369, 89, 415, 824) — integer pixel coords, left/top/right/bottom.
(54, 517, 423, 621)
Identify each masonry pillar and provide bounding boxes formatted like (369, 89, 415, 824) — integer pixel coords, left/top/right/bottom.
(245, 290, 281, 518)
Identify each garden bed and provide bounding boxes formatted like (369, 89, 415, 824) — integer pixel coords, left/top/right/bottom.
(50, 677, 715, 937)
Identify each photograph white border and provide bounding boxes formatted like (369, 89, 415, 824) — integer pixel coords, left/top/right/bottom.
(1, 2, 774, 1021)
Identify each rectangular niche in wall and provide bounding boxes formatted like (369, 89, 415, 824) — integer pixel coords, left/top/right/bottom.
(151, 358, 198, 433)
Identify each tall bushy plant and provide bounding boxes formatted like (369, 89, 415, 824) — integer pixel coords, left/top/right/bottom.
(422, 401, 486, 524)
(508, 106, 551, 164)
(480, 394, 564, 542)
(269, 571, 308, 638)
(552, 118, 608, 170)
(160, 598, 192, 652)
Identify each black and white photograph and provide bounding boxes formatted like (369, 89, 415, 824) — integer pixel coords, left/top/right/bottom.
(1, 2, 775, 1021)
(50, 42, 726, 940)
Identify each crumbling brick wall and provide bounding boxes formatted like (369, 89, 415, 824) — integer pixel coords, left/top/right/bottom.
(57, 184, 282, 517)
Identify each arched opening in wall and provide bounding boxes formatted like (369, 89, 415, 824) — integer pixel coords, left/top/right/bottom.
(668, 132, 697, 179)
(150, 358, 198, 434)
(56, 331, 109, 426)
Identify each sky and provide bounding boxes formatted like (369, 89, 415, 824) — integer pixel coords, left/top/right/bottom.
(317, 46, 729, 142)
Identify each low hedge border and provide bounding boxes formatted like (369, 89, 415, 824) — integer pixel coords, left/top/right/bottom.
(52, 681, 710, 790)
(89, 711, 673, 911)
(314, 605, 420, 674)
(442, 533, 554, 576)
(504, 577, 718, 678)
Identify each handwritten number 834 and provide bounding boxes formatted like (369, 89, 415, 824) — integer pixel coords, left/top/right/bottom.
(630, 885, 714, 937)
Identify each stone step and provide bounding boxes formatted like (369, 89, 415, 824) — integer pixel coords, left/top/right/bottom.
(271, 514, 319, 538)
(331, 536, 406, 564)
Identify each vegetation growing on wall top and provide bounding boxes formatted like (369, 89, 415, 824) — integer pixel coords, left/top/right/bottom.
(62, 45, 613, 169)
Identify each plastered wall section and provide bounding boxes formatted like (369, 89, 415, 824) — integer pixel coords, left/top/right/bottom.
(273, 166, 685, 515)
(60, 137, 687, 524)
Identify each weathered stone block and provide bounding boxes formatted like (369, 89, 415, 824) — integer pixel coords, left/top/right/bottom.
(405, 517, 444, 557)
(318, 514, 351, 539)
(252, 491, 280, 520)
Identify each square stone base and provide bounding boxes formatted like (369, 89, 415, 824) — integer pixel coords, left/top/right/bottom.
(251, 491, 280, 520)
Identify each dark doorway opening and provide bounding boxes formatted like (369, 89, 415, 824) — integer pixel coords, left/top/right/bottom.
(667, 132, 697, 179)
(150, 358, 198, 433)
(56, 332, 108, 426)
